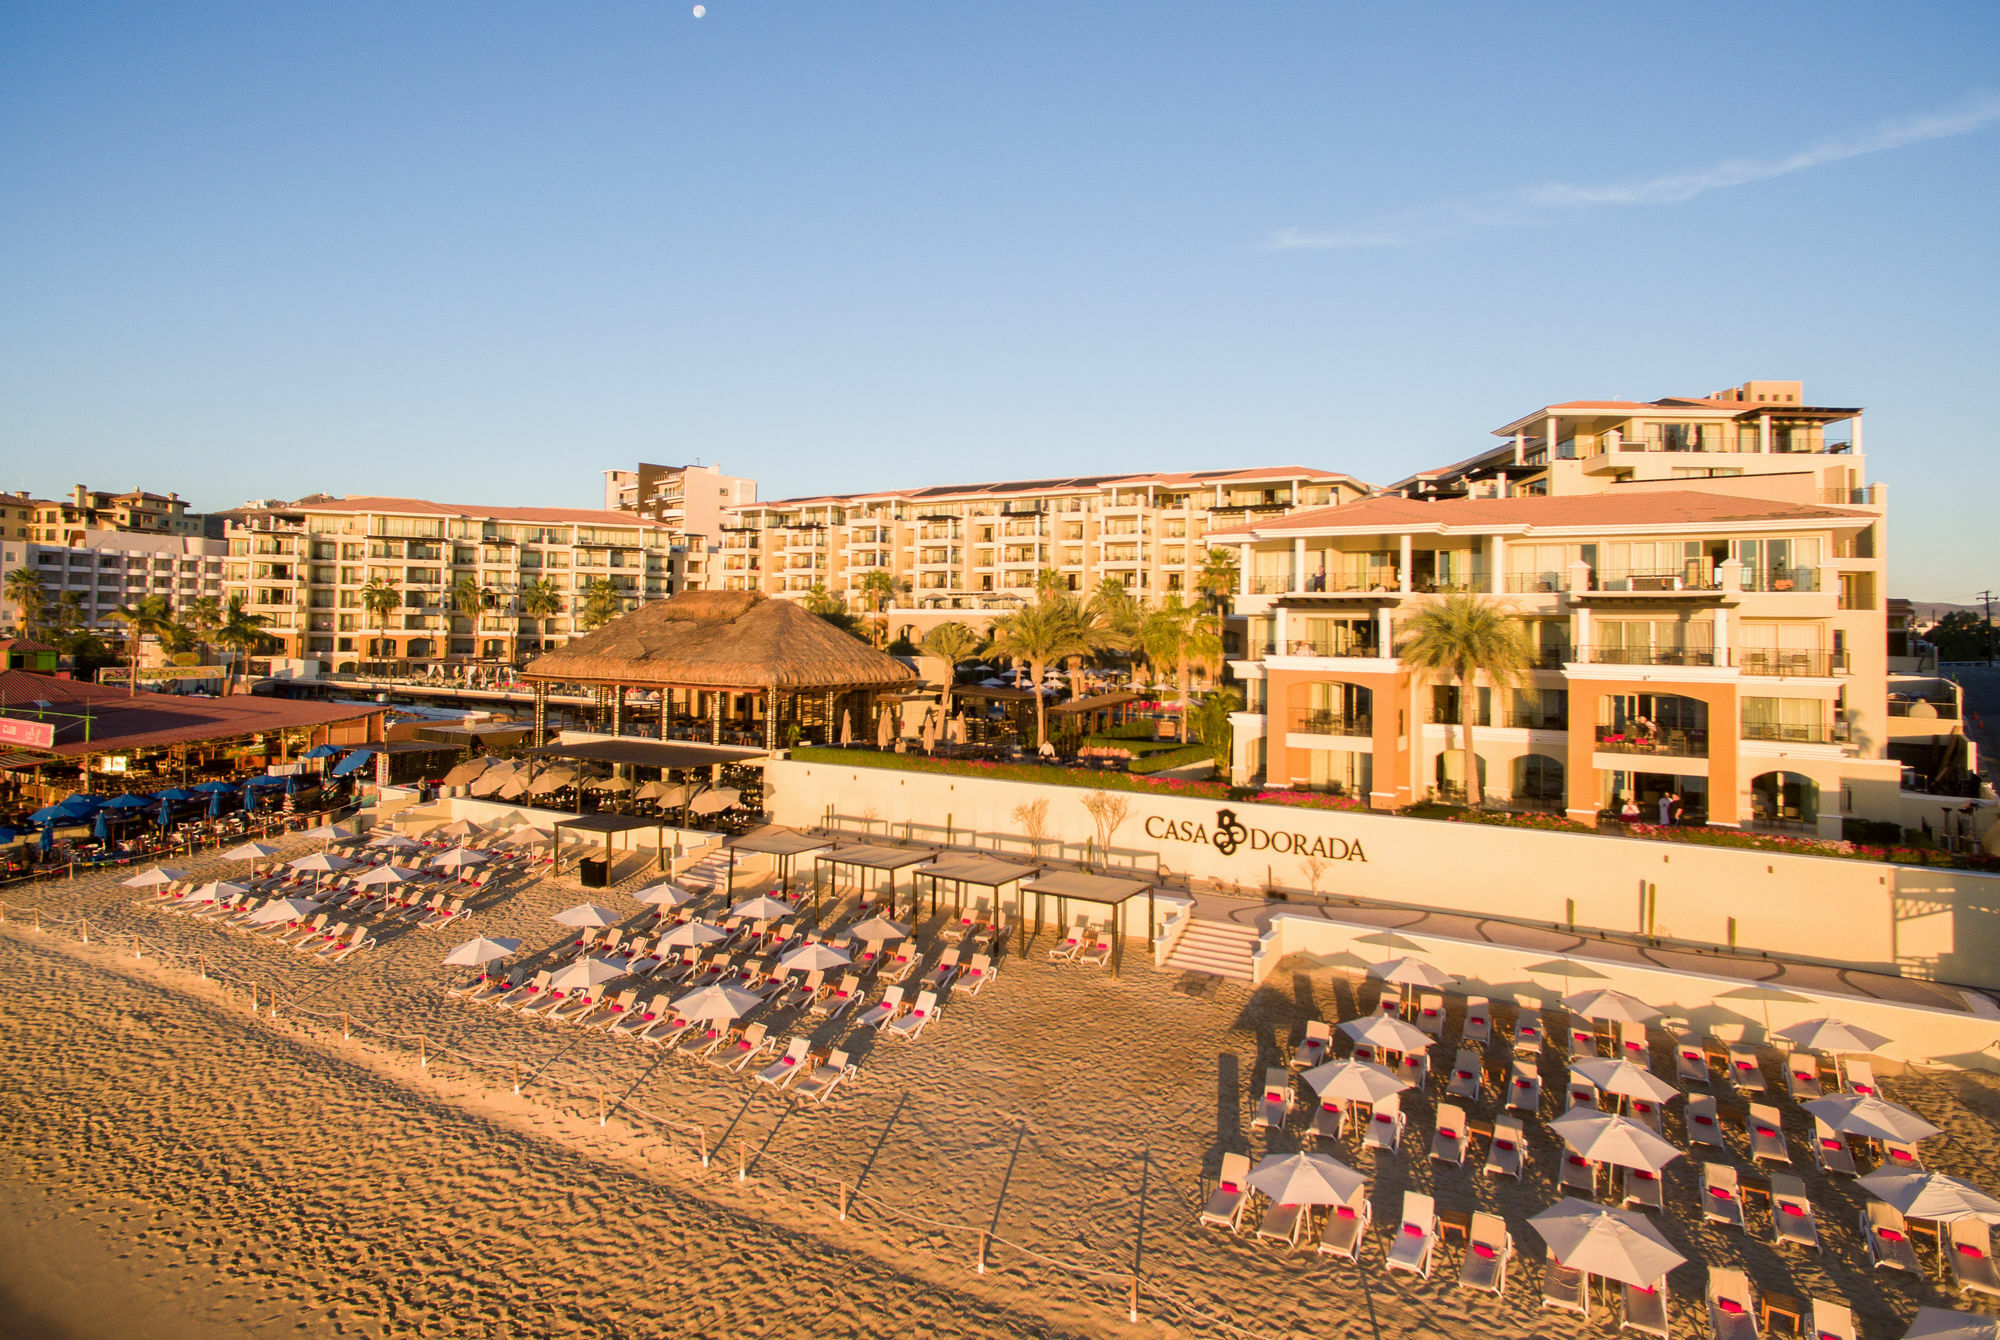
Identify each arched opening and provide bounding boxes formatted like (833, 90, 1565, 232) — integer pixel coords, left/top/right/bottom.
(1513, 754, 1565, 808)
(1433, 749, 1488, 803)
(405, 637, 433, 659)
(1752, 771, 1819, 828)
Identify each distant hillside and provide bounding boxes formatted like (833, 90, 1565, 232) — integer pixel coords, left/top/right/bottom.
(1912, 602, 1980, 626)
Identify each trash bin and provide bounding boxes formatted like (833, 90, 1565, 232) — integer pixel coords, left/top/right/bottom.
(579, 856, 609, 889)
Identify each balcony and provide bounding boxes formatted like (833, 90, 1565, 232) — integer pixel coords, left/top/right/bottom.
(1742, 721, 1849, 745)
(1505, 573, 1568, 594)
(1735, 649, 1848, 678)
(1577, 646, 1720, 668)
(1595, 726, 1708, 758)
(1267, 638, 1385, 660)
(1291, 711, 1375, 737)
(1887, 698, 1958, 720)
(1818, 486, 1878, 505)
(1739, 566, 1822, 594)
(1592, 568, 1722, 593)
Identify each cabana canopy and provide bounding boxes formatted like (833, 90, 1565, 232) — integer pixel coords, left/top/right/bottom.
(915, 854, 1039, 918)
(1021, 870, 1157, 976)
(719, 824, 833, 897)
(812, 843, 938, 918)
(551, 812, 674, 876)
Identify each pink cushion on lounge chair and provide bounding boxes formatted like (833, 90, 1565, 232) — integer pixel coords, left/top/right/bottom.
(1890, 1148, 1915, 1162)
(1335, 1205, 1356, 1219)
(1958, 1243, 1986, 1259)
(1708, 1187, 1733, 1201)
(1494, 1139, 1515, 1152)
(1321, 1102, 1338, 1112)
(1402, 1224, 1423, 1238)
(1220, 1182, 1238, 1193)
(1439, 1128, 1458, 1140)
(1472, 1243, 1495, 1258)
(1854, 1083, 1875, 1095)
(1820, 1138, 1841, 1151)
(1694, 1115, 1715, 1127)
(1633, 1170, 1656, 1181)
(1567, 1156, 1587, 1168)
(1878, 1227, 1904, 1242)
(1756, 1125, 1778, 1138)
(1374, 1114, 1392, 1125)
(1635, 1102, 1653, 1114)
(1780, 1203, 1806, 1217)
(1717, 1299, 1744, 1315)
(1455, 1069, 1473, 1080)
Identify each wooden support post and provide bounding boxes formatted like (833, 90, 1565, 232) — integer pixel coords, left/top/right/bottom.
(248, 981, 256, 1014)
(134, 934, 142, 960)
(31, 907, 39, 932)
(512, 1060, 521, 1095)
(976, 1231, 988, 1275)
(597, 1086, 606, 1127)
(197, 952, 205, 980)
(736, 1139, 746, 1183)
(419, 1034, 428, 1069)
(79, 917, 88, 944)
(1129, 1275, 1140, 1323)
(838, 1180, 848, 1221)
(341, 1010, 350, 1040)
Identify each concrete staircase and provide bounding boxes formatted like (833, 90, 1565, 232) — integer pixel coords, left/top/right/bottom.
(679, 847, 733, 895)
(1163, 917, 1262, 983)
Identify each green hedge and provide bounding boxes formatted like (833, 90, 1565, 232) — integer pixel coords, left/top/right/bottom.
(787, 746, 1233, 799)
(1124, 743, 1214, 774)
(1090, 721, 1160, 742)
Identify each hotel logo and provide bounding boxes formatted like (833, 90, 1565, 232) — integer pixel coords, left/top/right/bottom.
(1143, 808, 1368, 862)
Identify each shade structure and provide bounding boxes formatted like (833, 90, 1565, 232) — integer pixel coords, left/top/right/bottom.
(351, 864, 419, 888)
(220, 841, 281, 861)
(1777, 1017, 1893, 1055)
(1527, 1199, 1686, 1288)
(1299, 1059, 1410, 1105)
(1804, 1094, 1942, 1144)
(443, 936, 522, 967)
(529, 769, 576, 796)
(439, 759, 491, 787)
(1549, 1110, 1683, 1173)
(192, 780, 239, 792)
(777, 942, 852, 973)
(1857, 1171, 2000, 1223)
(548, 956, 628, 993)
(1563, 989, 1661, 1024)
(432, 847, 490, 870)
(631, 881, 697, 907)
(588, 775, 634, 794)
(247, 896, 320, 924)
(122, 866, 191, 888)
(302, 822, 355, 842)
(1905, 1308, 2000, 1340)
(367, 833, 422, 851)
(1571, 1058, 1681, 1105)
(191, 880, 253, 902)
(1368, 956, 1455, 990)
(288, 851, 352, 874)
(671, 982, 763, 1022)
(847, 914, 912, 942)
(729, 894, 794, 920)
(658, 920, 729, 949)
(552, 903, 622, 929)
(432, 818, 486, 840)
(501, 825, 553, 847)
(468, 771, 510, 798)
(1340, 1014, 1434, 1054)
(103, 794, 152, 810)
(688, 787, 740, 816)
(1244, 1151, 1367, 1207)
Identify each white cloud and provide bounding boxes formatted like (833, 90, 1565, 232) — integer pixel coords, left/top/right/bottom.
(1271, 91, 2000, 250)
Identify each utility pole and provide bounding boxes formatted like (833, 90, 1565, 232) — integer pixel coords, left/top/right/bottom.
(1980, 590, 1997, 667)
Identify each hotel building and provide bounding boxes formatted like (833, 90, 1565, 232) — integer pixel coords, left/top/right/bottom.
(718, 466, 1369, 635)
(220, 497, 690, 670)
(3, 530, 226, 632)
(1213, 380, 1988, 841)
(602, 462, 759, 591)
(32, 484, 212, 543)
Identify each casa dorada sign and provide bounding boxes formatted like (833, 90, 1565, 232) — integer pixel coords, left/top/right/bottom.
(1143, 808, 1368, 862)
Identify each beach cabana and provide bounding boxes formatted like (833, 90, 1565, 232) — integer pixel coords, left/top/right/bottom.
(914, 854, 1039, 922)
(726, 825, 834, 899)
(522, 590, 916, 749)
(1020, 870, 1156, 976)
(812, 843, 938, 919)
(552, 812, 674, 884)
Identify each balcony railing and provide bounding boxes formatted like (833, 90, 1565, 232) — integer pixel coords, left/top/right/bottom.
(1578, 646, 1720, 668)
(1268, 638, 1385, 659)
(1740, 566, 1822, 593)
(1291, 712, 1375, 737)
(1735, 649, 1848, 677)
(1818, 486, 1877, 505)
(1593, 568, 1721, 593)
(1742, 721, 1849, 745)
(1887, 698, 1959, 720)
(1505, 573, 1567, 594)
(1594, 726, 1708, 758)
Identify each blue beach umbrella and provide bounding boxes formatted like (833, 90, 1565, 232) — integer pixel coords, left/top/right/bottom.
(155, 788, 199, 802)
(208, 790, 225, 818)
(156, 800, 174, 828)
(192, 781, 236, 793)
(56, 798, 99, 819)
(93, 813, 111, 843)
(27, 806, 66, 825)
(66, 793, 108, 807)
(104, 794, 152, 810)
(302, 744, 338, 760)
(39, 826, 54, 855)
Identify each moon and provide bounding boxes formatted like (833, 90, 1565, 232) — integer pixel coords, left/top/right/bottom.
(692, 4, 704, 13)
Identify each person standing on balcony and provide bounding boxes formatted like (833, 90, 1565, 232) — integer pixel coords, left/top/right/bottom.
(1658, 791, 1677, 826)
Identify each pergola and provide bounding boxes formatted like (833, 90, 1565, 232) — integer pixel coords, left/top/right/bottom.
(520, 590, 916, 751)
(914, 854, 1039, 921)
(551, 812, 674, 880)
(1020, 870, 1158, 977)
(812, 843, 938, 920)
(725, 825, 833, 900)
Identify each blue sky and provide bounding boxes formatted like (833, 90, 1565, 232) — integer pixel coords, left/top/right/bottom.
(1, 2, 1995, 599)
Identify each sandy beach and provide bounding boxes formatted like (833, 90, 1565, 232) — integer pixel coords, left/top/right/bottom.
(3, 838, 1999, 1339)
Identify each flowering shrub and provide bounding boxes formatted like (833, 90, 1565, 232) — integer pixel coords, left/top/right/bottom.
(1076, 746, 1135, 762)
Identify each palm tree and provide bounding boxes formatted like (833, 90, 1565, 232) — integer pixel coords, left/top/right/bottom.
(920, 621, 986, 717)
(1196, 547, 1240, 615)
(449, 575, 490, 660)
(857, 569, 899, 614)
(988, 593, 1101, 749)
(157, 620, 197, 659)
(179, 594, 221, 666)
(580, 576, 621, 630)
(214, 595, 268, 694)
(358, 576, 401, 673)
(802, 583, 864, 639)
(106, 594, 174, 696)
(1086, 578, 1143, 658)
(1187, 687, 1244, 773)
(1139, 593, 1216, 716)
(1034, 567, 1068, 598)
(4, 567, 48, 634)
(1396, 592, 1531, 806)
(516, 577, 564, 653)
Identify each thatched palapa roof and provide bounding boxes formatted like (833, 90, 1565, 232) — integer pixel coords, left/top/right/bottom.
(522, 590, 917, 691)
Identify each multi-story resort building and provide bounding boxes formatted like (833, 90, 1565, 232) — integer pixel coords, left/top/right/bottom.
(718, 466, 1369, 635)
(3, 530, 226, 632)
(31, 484, 212, 543)
(1212, 380, 1988, 842)
(221, 497, 689, 671)
(602, 461, 759, 592)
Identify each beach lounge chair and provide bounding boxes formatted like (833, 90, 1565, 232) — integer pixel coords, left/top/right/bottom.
(1706, 1267, 1757, 1340)
(959, 954, 997, 998)
(1786, 1052, 1823, 1101)
(1811, 1117, 1856, 1176)
(679, 1021, 732, 1059)
(1843, 1057, 1878, 1097)
(1687, 1093, 1724, 1150)
(518, 983, 570, 1020)
(1047, 923, 1087, 963)
(325, 925, 376, 963)
(296, 920, 348, 953)
(1293, 1020, 1333, 1070)
(1506, 1060, 1541, 1115)
(1431, 1101, 1470, 1167)
(777, 970, 825, 1013)
(1514, 1009, 1544, 1055)
(1457, 1211, 1510, 1296)
(1620, 1166, 1663, 1214)
(1568, 1019, 1600, 1061)
(1364, 1092, 1405, 1154)
(755, 1037, 813, 1088)
(1377, 986, 1403, 1017)
(1251, 1068, 1293, 1132)
(600, 991, 654, 1035)
(1861, 1200, 1921, 1273)
(1881, 1139, 1926, 1172)
(793, 1049, 856, 1104)
(1675, 1032, 1710, 1087)
(1315, 1182, 1370, 1260)
(856, 985, 905, 1030)
(1948, 1218, 2000, 1299)
(465, 969, 524, 1005)
(1385, 1191, 1437, 1278)
(1561, 1150, 1598, 1199)
(640, 1013, 695, 1047)
(419, 897, 468, 930)
(920, 949, 962, 992)
(1254, 1196, 1308, 1248)
(1569, 1076, 1601, 1112)
(1620, 1279, 1669, 1339)
(884, 948, 921, 985)
(1811, 1299, 1856, 1340)
(1747, 1103, 1789, 1166)
(1200, 1153, 1252, 1232)
(1542, 1260, 1589, 1319)
(1463, 996, 1492, 1046)
(1416, 992, 1446, 1037)
(1703, 1163, 1745, 1232)
(1616, 1019, 1649, 1063)
(1308, 1095, 1345, 1145)
(1078, 935, 1113, 969)
(1447, 1047, 1483, 1103)
(1727, 1045, 1767, 1095)
(885, 989, 939, 1040)
(1770, 1172, 1819, 1253)
(548, 987, 609, 1026)
(1483, 1114, 1524, 1180)
(707, 1022, 770, 1071)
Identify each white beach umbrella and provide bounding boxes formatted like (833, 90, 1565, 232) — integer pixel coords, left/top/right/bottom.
(440, 759, 490, 787)
(1549, 1110, 1683, 1173)
(122, 865, 191, 888)
(495, 776, 530, 800)
(432, 847, 490, 870)
(1527, 1199, 1686, 1288)
(1299, 1059, 1410, 1105)
(1368, 956, 1455, 990)
(1244, 1151, 1367, 1207)
(469, 770, 511, 797)
(302, 821, 355, 842)
(367, 833, 422, 851)
(635, 779, 674, 801)
(1804, 1094, 1942, 1145)
(1563, 989, 1661, 1024)
(848, 914, 912, 942)
(689, 787, 740, 816)
(778, 942, 852, 973)
(658, 920, 729, 949)
(433, 818, 486, 840)
(501, 825, 552, 847)
(730, 894, 794, 920)
(1340, 1014, 1434, 1054)
(631, 881, 696, 907)
(288, 851, 352, 874)
(190, 879, 253, 903)
(443, 936, 522, 967)
(1777, 1017, 1893, 1055)
(552, 903, 621, 928)
(1906, 1309, 2000, 1340)
(352, 863, 419, 888)
(247, 896, 320, 924)
(1572, 1058, 1681, 1105)
(548, 956, 628, 993)
(672, 982, 763, 1022)
(1858, 1171, 2000, 1223)
(529, 769, 576, 795)
(220, 841, 281, 861)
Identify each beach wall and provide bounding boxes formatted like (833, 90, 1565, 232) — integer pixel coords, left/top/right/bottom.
(765, 758, 2000, 989)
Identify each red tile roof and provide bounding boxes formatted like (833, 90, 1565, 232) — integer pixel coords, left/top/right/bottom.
(1206, 490, 1857, 540)
(284, 497, 671, 528)
(0, 671, 384, 760)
